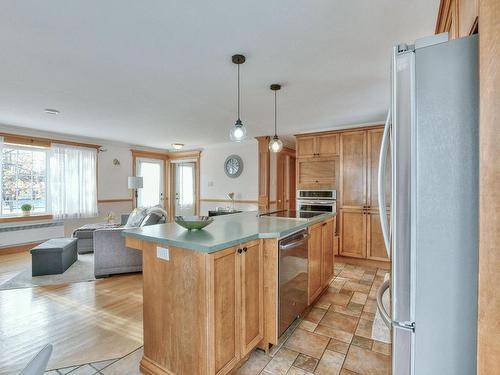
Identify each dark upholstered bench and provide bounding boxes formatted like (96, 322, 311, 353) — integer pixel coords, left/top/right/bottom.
(30, 238, 78, 276)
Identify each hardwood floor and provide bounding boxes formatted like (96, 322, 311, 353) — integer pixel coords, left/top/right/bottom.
(0, 262, 143, 375)
(0, 251, 31, 285)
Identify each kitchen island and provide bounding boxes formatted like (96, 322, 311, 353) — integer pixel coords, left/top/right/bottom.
(123, 212, 335, 375)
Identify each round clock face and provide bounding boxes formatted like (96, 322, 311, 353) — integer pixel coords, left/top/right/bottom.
(224, 155, 243, 178)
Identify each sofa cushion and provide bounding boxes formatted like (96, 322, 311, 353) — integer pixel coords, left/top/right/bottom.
(124, 207, 148, 228)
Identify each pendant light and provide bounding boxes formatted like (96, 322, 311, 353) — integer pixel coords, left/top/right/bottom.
(269, 84, 283, 153)
(229, 54, 247, 142)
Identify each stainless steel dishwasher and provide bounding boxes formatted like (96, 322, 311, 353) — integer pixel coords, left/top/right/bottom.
(278, 229, 309, 337)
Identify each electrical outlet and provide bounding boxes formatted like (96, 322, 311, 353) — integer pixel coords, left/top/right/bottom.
(156, 246, 170, 261)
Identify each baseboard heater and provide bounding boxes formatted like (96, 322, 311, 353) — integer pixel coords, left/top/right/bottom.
(0, 221, 65, 248)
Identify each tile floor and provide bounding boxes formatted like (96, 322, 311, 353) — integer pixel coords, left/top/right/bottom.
(44, 262, 390, 375)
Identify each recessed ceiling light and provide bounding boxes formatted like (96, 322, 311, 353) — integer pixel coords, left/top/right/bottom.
(172, 143, 184, 150)
(44, 109, 60, 115)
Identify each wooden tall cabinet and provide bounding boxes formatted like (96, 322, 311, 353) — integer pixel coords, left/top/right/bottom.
(338, 127, 390, 262)
(210, 240, 263, 375)
(436, 0, 478, 40)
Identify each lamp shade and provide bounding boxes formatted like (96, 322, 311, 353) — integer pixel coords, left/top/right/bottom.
(128, 176, 143, 189)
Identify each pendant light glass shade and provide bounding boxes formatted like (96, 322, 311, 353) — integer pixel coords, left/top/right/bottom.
(230, 54, 247, 142)
(269, 135, 283, 152)
(269, 84, 282, 153)
(229, 119, 247, 142)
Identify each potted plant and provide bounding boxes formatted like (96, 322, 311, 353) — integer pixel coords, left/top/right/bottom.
(21, 203, 33, 216)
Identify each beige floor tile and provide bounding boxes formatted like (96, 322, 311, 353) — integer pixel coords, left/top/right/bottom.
(314, 299, 332, 310)
(315, 350, 345, 375)
(329, 304, 361, 318)
(284, 329, 329, 359)
(343, 345, 390, 375)
(287, 366, 314, 375)
(315, 325, 353, 344)
(305, 307, 327, 324)
(355, 318, 374, 339)
(67, 365, 98, 375)
(299, 319, 318, 332)
(363, 299, 377, 314)
(371, 341, 391, 356)
(346, 302, 364, 316)
(326, 339, 350, 355)
(340, 369, 360, 375)
(292, 353, 318, 372)
(351, 335, 373, 350)
(319, 311, 358, 334)
(263, 348, 298, 375)
(319, 291, 352, 307)
(342, 281, 371, 294)
(360, 311, 375, 322)
(57, 366, 79, 374)
(236, 350, 271, 375)
(90, 359, 117, 371)
(101, 348, 143, 375)
(44, 371, 59, 375)
(351, 292, 368, 305)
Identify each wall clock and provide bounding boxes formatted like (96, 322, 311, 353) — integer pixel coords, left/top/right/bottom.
(224, 155, 243, 178)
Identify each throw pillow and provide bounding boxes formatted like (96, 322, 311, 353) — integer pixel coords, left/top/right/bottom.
(124, 207, 148, 228)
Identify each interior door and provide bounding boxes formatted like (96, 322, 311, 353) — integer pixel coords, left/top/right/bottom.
(136, 157, 164, 208)
(173, 161, 196, 216)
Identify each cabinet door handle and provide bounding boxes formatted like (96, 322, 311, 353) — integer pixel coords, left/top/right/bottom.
(237, 248, 243, 254)
(243, 247, 248, 252)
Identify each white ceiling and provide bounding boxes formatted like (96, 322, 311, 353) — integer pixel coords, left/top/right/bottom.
(0, 0, 438, 149)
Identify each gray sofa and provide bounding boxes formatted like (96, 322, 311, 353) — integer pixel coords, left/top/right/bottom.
(93, 210, 166, 278)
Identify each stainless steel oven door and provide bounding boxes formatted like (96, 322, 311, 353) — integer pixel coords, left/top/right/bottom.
(297, 200, 336, 213)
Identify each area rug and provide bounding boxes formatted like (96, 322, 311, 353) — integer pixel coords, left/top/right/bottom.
(0, 253, 95, 290)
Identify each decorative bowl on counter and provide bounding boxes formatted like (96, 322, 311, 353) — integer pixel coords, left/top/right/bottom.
(174, 216, 214, 230)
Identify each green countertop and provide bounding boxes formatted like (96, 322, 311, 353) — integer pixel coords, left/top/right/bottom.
(122, 211, 334, 253)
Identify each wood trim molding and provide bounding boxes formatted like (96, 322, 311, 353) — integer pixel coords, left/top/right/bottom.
(0, 241, 43, 255)
(294, 124, 384, 138)
(131, 149, 169, 160)
(256, 136, 271, 211)
(435, 0, 454, 34)
(200, 198, 258, 204)
(168, 150, 201, 160)
(97, 199, 133, 203)
(0, 214, 53, 224)
(0, 132, 100, 149)
(477, 0, 499, 372)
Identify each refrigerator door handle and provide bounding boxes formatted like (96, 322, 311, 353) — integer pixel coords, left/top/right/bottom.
(376, 279, 391, 328)
(378, 111, 391, 256)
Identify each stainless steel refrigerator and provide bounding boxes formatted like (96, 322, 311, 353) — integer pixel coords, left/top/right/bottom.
(376, 33, 479, 375)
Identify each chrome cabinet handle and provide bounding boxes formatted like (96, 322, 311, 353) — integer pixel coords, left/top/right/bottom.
(376, 279, 391, 329)
(378, 110, 391, 257)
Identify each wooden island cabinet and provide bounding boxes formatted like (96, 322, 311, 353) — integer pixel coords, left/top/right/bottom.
(124, 214, 335, 375)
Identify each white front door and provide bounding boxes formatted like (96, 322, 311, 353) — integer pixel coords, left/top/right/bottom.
(136, 157, 164, 208)
(174, 162, 195, 216)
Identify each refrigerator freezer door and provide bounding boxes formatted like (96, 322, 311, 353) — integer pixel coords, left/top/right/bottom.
(391, 47, 415, 375)
(413, 35, 479, 375)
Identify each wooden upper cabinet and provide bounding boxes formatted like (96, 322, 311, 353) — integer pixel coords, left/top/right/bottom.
(316, 134, 339, 157)
(459, 0, 478, 37)
(436, 0, 478, 39)
(296, 136, 316, 158)
(211, 248, 240, 375)
(308, 222, 323, 304)
(340, 131, 367, 209)
(297, 133, 339, 158)
(321, 219, 334, 286)
(367, 129, 391, 210)
(297, 157, 336, 189)
(367, 211, 390, 262)
(339, 208, 367, 259)
(239, 240, 263, 357)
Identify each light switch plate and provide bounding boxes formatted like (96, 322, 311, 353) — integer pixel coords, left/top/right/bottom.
(156, 246, 170, 261)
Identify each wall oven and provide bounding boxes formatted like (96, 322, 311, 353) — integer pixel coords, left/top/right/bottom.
(296, 190, 336, 214)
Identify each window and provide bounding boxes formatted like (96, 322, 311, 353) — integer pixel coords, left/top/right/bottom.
(1, 144, 48, 216)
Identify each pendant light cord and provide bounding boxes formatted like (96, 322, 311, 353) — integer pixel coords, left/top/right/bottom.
(237, 64, 240, 120)
(274, 90, 277, 136)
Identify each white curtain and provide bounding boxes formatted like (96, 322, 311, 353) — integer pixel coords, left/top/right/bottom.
(49, 143, 98, 219)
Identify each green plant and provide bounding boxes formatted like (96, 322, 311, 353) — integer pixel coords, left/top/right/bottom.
(20, 203, 33, 212)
